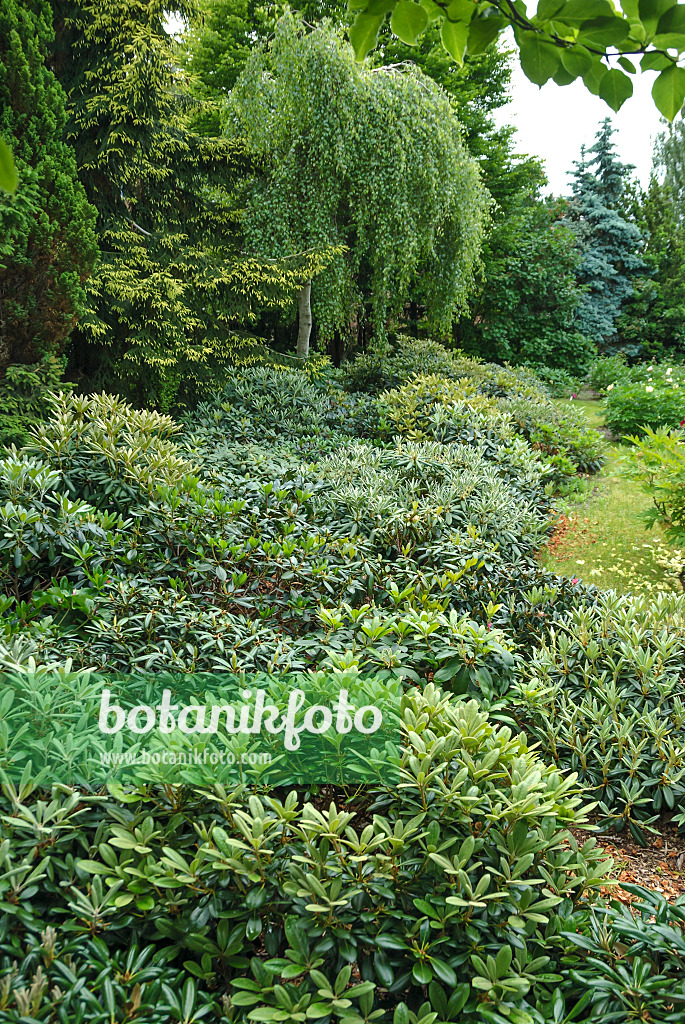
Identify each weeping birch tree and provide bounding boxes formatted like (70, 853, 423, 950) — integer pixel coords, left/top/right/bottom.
(226, 13, 488, 356)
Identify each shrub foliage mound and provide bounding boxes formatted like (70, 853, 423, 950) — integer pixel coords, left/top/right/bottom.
(515, 591, 685, 838)
(2, 341, 685, 1022)
(0, 689, 610, 1022)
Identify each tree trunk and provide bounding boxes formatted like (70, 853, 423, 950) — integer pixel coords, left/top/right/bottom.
(296, 280, 312, 358)
(409, 300, 419, 338)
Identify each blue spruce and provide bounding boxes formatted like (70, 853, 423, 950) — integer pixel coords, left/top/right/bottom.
(567, 119, 646, 354)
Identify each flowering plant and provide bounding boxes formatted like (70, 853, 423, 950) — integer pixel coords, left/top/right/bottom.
(604, 363, 685, 437)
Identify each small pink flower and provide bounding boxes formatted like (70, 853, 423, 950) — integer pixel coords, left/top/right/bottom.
(680, 419, 685, 426)
(571, 393, 577, 399)
(570, 577, 579, 585)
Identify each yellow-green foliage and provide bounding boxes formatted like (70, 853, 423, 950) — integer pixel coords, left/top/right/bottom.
(52, 1, 341, 411)
(377, 374, 497, 440)
(26, 391, 197, 509)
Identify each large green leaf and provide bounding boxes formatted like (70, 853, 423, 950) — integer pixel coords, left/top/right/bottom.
(638, 0, 677, 35)
(598, 67, 634, 110)
(0, 138, 17, 195)
(653, 2, 685, 46)
(577, 16, 631, 46)
(412, 963, 433, 985)
(652, 63, 685, 118)
(640, 50, 674, 69)
(440, 17, 469, 64)
(466, 15, 506, 53)
(445, 0, 474, 20)
(536, 0, 565, 19)
(559, 45, 594, 77)
(639, 0, 677, 20)
(518, 31, 562, 85)
(620, 0, 641, 18)
(653, 31, 685, 47)
(553, 64, 577, 85)
(556, 0, 615, 21)
(390, 1, 428, 44)
(656, 2, 685, 30)
(367, 0, 396, 13)
(350, 12, 385, 59)
(582, 61, 608, 94)
(419, 0, 444, 22)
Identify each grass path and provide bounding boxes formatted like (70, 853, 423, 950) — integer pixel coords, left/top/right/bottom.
(538, 399, 683, 596)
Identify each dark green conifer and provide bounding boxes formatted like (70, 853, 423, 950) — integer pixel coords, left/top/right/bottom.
(0, 0, 97, 442)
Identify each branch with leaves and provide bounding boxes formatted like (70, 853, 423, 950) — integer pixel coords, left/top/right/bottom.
(348, 0, 685, 120)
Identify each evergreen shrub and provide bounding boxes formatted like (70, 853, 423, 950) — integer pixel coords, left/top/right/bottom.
(0, 685, 613, 1023)
(514, 591, 685, 839)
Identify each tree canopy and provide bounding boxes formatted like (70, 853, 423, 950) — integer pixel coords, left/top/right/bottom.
(46, 0, 329, 407)
(226, 13, 489, 354)
(619, 166, 685, 359)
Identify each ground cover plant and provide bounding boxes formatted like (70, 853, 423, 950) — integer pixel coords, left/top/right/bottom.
(4, 341, 685, 1022)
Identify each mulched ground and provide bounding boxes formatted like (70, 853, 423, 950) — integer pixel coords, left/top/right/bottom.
(570, 820, 685, 904)
(546, 513, 575, 559)
(544, 511, 601, 564)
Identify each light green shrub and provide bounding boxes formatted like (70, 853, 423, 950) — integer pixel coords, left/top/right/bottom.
(26, 391, 197, 511)
(627, 425, 685, 549)
(604, 363, 685, 437)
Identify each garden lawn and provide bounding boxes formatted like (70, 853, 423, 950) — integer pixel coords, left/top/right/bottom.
(539, 398, 684, 596)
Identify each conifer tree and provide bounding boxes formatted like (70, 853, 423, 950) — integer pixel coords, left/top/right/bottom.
(48, 0, 324, 409)
(566, 120, 646, 352)
(0, 0, 97, 441)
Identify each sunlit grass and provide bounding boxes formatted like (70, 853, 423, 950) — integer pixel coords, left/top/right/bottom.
(539, 400, 684, 596)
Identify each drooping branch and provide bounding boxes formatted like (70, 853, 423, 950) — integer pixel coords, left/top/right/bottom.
(126, 217, 154, 238)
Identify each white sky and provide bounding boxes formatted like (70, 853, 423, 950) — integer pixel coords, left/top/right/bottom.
(493, 40, 668, 196)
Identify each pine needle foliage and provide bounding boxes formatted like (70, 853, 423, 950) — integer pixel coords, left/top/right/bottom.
(48, 0, 331, 409)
